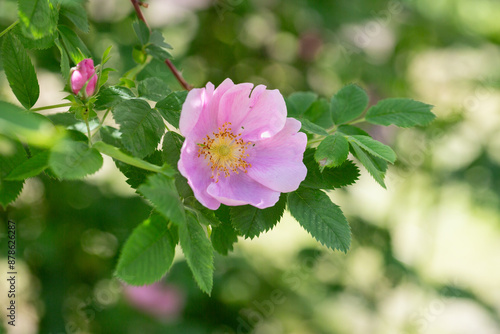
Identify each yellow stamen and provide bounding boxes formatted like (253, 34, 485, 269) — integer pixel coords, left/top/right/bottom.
(197, 122, 252, 182)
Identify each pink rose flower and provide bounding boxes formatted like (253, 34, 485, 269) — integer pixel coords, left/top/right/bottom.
(178, 78, 307, 209)
(70, 58, 97, 97)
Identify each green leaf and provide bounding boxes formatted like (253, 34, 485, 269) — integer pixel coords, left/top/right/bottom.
(0, 102, 57, 147)
(133, 20, 150, 45)
(179, 212, 214, 294)
(119, 78, 136, 89)
(98, 126, 121, 147)
(5, 150, 49, 180)
(337, 124, 370, 136)
(0, 102, 47, 130)
(187, 204, 219, 227)
(1, 33, 40, 109)
(162, 131, 184, 170)
(114, 150, 162, 189)
(94, 86, 135, 110)
(46, 111, 78, 126)
(0, 180, 24, 208)
(135, 59, 167, 83)
(347, 135, 396, 163)
(138, 77, 171, 102)
(112, 99, 165, 159)
(115, 214, 178, 285)
(97, 67, 114, 90)
(150, 30, 173, 49)
(288, 187, 351, 253)
(14, 25, 56, 49)
(349, 141, 388, 188)
(0, 135, 28, 207)
(300, 119, 329, 136)
(92, 141, 169, 175)
(303, 98, 333, 128)
(161, 132, 193, 198)
(155, 91, 188, 128)
(211, 221, 239, 255)
(138, 173, 186, 226)
(301, 148, 360, 189)
(314, 133, 349, 170)
(330, 84, 368, 125)
(101, 45, 113, 65)
(18, 0, 58, 39)
(145, 44, 173, 61)
(49, 140, 103, 179)
(285, 92, 317, 118)
(132, 45, 147, 64)
(60, 1, 89, 33)
(365, 98, 435, 127)
(230, 194, 287, 239)
(54, 38, 70, 82)
(58, 25, 90, 64)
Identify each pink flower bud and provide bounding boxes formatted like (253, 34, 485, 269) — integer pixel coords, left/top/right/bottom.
(70, 58, 97, 98)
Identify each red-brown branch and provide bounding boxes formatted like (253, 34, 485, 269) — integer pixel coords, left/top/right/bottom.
(130, 0, 192, 91)
(165, 59, 192, 91)
(131, 0, 149, 29)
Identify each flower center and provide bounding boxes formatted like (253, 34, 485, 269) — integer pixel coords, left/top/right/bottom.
(198, 122, 252, 182)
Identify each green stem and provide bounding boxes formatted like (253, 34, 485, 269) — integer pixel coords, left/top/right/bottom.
(348, 118, 366, 125)
(327, 125, 338, 134)
(85, 117, 92, 146)
(0, 20, 19, 39)
(91, 108, 111, 139)
(307, 117, 366, 145)
(307, 137, 324, 146)
(93, 141, 164, 173)
(307, 125, 338, 146)
(123, 62, 147, 81)
(30, 103, 73, 112)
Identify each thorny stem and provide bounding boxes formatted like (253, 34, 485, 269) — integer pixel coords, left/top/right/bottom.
(130, 0, 149, 29)
(165, 59, 192, 91)
(130, 0, 192, 91)
(0, 20, 19, 39)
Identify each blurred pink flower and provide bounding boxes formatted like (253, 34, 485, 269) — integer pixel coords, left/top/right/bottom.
(178, 78, 307, 210)
(123, 282, 184, 319)
(70, 58, 97, 98)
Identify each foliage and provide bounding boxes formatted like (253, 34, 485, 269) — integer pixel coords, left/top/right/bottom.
(0, 0, 436, 298)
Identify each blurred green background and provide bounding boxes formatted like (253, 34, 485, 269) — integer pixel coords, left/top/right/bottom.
(1, 0, 500, 333)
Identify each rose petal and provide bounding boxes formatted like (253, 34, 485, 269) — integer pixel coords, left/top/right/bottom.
(192, 78, 234, 140)
(180, 79, 237, 141)
(217, 82, 254, 128)
(70, 71, 84, 95)
(179, 83, 214, 138)
(237, 88, 287, 142)
(70, 59, 97, 96)
(178, 139, 221, 210)
(246, 118, 307, 192)
(207, 172, 281, 209)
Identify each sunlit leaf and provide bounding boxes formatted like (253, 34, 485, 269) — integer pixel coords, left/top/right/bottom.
(288, 187, 351, 253)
